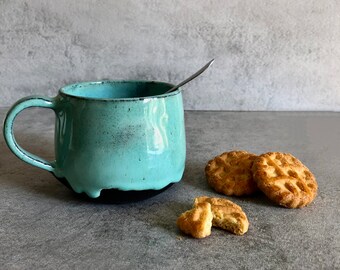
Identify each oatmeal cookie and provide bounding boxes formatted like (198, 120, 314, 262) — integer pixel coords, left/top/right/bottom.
(252, 152, 318, 208)
(205, 151, 258, 196)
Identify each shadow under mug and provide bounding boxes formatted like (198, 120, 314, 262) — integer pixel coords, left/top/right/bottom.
(3, 80, 186, 200)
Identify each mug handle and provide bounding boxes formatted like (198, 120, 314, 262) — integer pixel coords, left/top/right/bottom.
(3, 96, 59, 175)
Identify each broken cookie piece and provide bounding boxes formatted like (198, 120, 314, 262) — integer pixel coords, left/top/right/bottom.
(194, 196, 249, 235)
(177, 202, 213, 239)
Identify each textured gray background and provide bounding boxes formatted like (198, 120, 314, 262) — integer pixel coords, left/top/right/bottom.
(1, 109, 339, 269)
(1, 0, 340, 110)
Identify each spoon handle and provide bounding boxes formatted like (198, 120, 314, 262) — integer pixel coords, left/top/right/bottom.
(165, 59, 214, 94)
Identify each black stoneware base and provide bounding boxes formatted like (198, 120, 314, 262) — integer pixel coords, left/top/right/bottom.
(56, 176, 173, 204)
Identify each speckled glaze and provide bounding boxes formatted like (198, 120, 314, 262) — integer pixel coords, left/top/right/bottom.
(3, 81, 186, 198)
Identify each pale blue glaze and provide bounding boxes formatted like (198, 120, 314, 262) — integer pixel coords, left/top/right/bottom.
(3, 81, 186, 198)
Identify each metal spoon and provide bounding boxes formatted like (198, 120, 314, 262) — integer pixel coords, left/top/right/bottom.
(165, 59, 214, 93)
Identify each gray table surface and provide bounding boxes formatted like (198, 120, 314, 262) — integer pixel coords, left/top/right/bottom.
(0, 108, 339, 270)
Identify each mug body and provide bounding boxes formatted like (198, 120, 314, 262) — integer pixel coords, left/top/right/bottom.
(54, 81, 186, 198)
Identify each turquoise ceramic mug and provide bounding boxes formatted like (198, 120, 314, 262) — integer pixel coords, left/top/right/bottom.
(3, 81, 186, 199)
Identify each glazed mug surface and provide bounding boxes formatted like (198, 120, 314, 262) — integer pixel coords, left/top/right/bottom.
(3, 81, 186, 198)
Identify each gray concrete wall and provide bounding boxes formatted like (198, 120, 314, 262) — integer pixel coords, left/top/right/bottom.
(1, 0, 339, 110)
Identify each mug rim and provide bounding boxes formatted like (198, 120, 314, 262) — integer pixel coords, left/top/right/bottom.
(59, 80, 181, 101)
